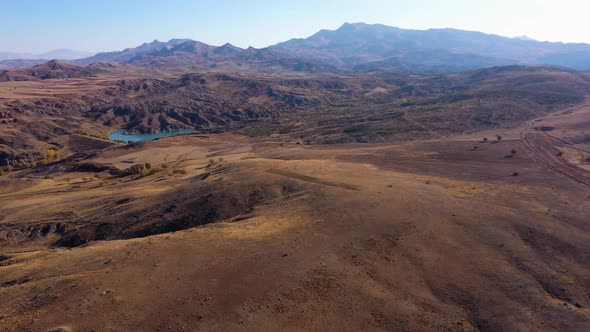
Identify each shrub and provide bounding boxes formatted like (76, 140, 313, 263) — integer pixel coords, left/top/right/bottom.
(0, 168, 4, 177)
(45, 148, 59, 162)
(144, 162, 152, 170)
(128, 164, 145, 174)
(173, 168, 188, 175)
(496, 134, 503, 142)
(161, 163, 170, 169)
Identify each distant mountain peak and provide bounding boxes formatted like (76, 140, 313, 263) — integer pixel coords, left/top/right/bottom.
(513, 35, 536, 41)
(214, 43, 243, 55)
(37, 59, 70, 69)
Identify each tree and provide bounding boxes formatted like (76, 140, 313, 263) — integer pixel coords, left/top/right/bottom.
(144, 162, 152, 170)
(496, 134, 503, 142)
(129, 164, 145, 174)
(46, 148, 59, 162)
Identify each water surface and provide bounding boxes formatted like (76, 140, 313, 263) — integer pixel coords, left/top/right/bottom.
(108, 129, 196, 143)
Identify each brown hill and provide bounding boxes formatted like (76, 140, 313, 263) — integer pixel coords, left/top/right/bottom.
(0, 60, 98, 82)
(1, 65, 589, 167)
(0, 118, 589, 330)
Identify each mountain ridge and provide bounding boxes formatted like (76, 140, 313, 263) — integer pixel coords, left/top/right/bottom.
(273, 22, 590, 70)
(4, 23, 590, 73)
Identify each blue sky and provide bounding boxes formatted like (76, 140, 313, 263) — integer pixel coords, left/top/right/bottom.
(1, 0, 588, 53)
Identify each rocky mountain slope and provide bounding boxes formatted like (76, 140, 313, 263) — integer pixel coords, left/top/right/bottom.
(274, 22, 590, 71)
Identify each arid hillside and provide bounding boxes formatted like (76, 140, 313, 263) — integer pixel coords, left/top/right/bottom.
(1, 65, 589, 168)
(0, 101, 589, 330)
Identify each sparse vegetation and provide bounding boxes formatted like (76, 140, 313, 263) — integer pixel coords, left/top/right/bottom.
(119, 162, 162, 178)
(128, 163, 146, 174)
(505, 149, 518, 158)
(2, 21, 590, 332)
(41, 147, 60, 164)
(173, 168, 188, 175)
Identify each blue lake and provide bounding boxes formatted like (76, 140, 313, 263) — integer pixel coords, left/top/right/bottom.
(108, 129, 196, 143)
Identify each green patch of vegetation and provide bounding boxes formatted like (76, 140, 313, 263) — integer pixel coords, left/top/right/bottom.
(121, 162, 161, 177)
(173, 168, 188, 175)
(479, 90, 584, 107)
(239, 125, 278, 137)
(73, 130, 108, 140)
(343, 124, 371, 134)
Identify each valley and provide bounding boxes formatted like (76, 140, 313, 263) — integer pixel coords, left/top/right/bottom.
(1, 20, 590, 331)
(1, 98, 589, 330)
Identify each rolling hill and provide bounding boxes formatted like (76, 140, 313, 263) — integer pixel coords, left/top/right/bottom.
(0, 60, 98, 82)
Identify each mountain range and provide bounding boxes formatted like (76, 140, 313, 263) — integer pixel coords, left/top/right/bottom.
(0, 49, 94, 70)
(273, 23, 590, 71)
(3, 23, 590, 74)
(0, 49, 93, 61)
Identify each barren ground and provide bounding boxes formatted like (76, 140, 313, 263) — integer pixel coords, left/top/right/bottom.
(1, 103, 589, 331)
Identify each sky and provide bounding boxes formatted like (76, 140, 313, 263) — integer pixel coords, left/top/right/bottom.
(1, 0, 589, 54)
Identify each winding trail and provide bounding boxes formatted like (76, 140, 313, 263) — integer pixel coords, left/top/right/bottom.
(520, 117, 590, 188)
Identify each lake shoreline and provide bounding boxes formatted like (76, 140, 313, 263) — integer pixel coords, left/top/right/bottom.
(108, 129, 197, 143)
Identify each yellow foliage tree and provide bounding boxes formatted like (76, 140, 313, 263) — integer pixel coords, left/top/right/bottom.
(47, 149, 56, 160)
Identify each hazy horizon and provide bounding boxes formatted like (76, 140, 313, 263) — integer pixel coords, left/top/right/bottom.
(1, 0, 589, 54)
